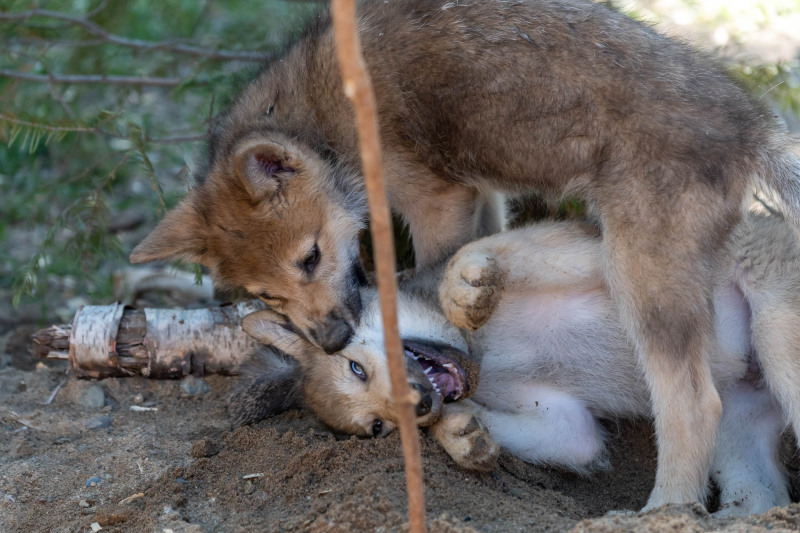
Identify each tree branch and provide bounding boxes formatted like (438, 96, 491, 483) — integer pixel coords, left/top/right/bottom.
(0, 69, 186, 87)
(0, 9, 266, 61)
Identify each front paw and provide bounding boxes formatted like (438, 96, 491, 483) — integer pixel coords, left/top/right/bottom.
(440, 251, 504, 331)
(430, 405, 500, 472)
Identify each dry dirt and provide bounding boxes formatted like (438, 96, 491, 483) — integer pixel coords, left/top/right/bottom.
(1, 346, 799, 533)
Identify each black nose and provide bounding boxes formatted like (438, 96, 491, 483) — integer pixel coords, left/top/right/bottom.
(411, 383, 432, 417)
(318, 318, 354, 354)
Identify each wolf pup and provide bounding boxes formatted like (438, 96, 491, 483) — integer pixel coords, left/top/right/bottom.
(230, 290, 502, 474)
(130, 0, 800, 509)
(235, 212, 800, 517)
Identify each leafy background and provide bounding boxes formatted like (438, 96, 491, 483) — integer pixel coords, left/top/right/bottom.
(1, 0, 798, 322)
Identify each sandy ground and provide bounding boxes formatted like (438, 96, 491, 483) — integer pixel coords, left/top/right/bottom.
(1, 345, 798, 533)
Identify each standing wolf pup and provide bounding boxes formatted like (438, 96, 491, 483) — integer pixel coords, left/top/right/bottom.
(130, 0, 800, 510)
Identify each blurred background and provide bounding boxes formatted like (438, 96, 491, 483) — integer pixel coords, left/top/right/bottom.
(1, 0, 799, 358)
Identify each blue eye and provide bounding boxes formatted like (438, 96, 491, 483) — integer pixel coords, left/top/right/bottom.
(350, 360, 366, 380)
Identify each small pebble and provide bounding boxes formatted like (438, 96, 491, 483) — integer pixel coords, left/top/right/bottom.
(243, 480, 255, 495)
(79, 385, 105, 409)
(85, 416, 112, 430)
(180, 376, 210, 396)
(85, 476, 101, 488)
(190, 438, 220, 458)
(133, 393, 144, 404)
(79, 499, 90, 508)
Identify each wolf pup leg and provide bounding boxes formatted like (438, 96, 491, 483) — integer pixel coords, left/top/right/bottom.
(597, 184, 745, 508)
(428, 401, 500, 472)
(711, 382, 790, 517)
(440, 222, 603, 331)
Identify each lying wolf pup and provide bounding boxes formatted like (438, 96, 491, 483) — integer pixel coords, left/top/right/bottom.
(232, 212, 800, 516)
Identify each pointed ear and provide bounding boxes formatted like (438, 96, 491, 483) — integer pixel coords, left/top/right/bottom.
(234, 140, 298, 201)
(130, 197, 208, 265)
(227, 347, 304, 427)
(241, 310, 312, 360)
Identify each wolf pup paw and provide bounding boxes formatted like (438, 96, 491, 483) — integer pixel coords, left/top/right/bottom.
(440, 251, 504, 331)
(430, 404, 500, 472)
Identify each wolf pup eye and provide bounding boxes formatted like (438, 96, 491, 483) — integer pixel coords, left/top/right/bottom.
(350, 360, 366, 380)
(257, 291, 282, 308)
(371, 419, 383, 437)
(302, 243, 321, 275)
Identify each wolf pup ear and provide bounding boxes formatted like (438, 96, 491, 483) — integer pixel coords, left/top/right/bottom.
(227, 346, 304, 427)
(129, 197, 208, 265)
(241, 309, 311, 360)
(234, 140, 297, 201)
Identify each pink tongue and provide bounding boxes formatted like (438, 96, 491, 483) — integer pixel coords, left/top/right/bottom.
(433, 372, 459, 400)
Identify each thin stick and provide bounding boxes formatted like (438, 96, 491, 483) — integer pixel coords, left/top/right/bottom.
(0, 69, 185, 87)
(0, 9, 264, 61)
(329, 2, 426, 532)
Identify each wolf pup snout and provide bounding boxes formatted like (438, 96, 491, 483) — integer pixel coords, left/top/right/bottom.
(314, 313, 355, 354)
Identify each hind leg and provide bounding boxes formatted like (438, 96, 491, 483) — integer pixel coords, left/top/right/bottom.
(598, 187, 739, 509)
(712, 381, 790, 517)
(749, 302, 800, 455)
(474, 385, 606, 472)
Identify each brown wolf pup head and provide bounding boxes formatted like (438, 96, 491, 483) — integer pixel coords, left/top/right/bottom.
(231, 291, 478, 437)
(130, 130, 366, 353)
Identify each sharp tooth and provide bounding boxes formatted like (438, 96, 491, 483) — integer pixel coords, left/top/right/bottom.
(424, 367, 432, 374)
(443, 363, 453, 369)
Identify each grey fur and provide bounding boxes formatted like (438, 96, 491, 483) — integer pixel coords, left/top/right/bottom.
(227, 347, 304, 428)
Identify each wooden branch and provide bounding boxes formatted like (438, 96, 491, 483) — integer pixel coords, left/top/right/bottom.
(330, 2, 426, 532)
(0, 69, 186, 87)
(0, 9, 265, 61)
(32, 302, 265, 378)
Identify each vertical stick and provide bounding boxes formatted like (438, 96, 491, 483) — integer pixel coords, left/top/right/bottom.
(330, 1, 426, 532)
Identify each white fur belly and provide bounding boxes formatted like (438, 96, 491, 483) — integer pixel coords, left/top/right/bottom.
(709, 280, 751, 390)
(472, 287, 651, 418)
(713, 281, 750, 361)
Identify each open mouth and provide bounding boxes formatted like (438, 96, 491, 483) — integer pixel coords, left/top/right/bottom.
(403, 340, 468, 402)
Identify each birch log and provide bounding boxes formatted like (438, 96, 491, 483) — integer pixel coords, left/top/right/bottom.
(32, 302, 266, 378)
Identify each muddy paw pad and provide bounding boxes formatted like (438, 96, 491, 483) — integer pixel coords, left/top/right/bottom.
(441, 253, 504, 331)
(462, 432, 500, 472)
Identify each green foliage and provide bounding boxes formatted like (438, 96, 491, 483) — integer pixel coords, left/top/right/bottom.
(730, 62, 800, 117)
(0, 0, 320, 308)
(0, 0, 798, 311)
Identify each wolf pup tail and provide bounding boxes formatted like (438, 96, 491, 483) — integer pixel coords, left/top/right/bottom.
(227, 347, 304, 427)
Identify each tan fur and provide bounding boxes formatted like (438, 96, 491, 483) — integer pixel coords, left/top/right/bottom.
(134, 0, 800, 508)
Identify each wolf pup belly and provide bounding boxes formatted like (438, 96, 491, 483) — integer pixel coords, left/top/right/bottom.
(131, 0, 800, 510)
